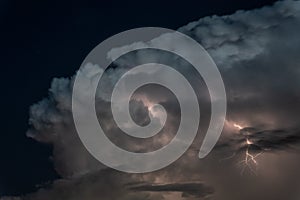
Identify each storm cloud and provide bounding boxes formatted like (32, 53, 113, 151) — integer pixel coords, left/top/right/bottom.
(2, 1, 300, 200)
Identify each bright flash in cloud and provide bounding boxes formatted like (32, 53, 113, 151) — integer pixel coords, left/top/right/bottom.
(233, 123, 244, 130)
(238, 138, 263, 176)
(246, 139, 253, 145)
(223, 123, 263, 176)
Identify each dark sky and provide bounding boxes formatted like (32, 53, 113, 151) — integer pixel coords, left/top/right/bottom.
(0, 0, 278, 196)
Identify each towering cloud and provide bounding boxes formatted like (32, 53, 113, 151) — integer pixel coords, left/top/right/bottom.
(3, 1, 300, 200)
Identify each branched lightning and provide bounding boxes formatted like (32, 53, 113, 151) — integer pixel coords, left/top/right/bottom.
(226, 123, 264, 176)
(237, 138, 262, 176)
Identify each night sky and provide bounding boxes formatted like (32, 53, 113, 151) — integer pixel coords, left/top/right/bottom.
(0, 0, 290, 198)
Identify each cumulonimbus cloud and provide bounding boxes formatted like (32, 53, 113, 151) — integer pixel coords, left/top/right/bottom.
(3, 1, 300, 200)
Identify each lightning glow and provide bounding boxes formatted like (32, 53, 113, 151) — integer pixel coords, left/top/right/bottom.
(246, 138, 252, 145)
(237, 138, 262, 176)
(233, 123, 243, 130)
(220, 123, 264, 175)
(229, 122, 264, 175)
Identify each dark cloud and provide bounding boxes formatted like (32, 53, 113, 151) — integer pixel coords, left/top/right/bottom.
(130, 182, 214, 198)
(245, 128, 300, 151)
(217, 127, 300, 154)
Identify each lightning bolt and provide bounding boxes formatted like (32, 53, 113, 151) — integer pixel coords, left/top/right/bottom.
(237, 138, 262, 176)
(233, 123, 243, 130)
(225, 123, 264, 175)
